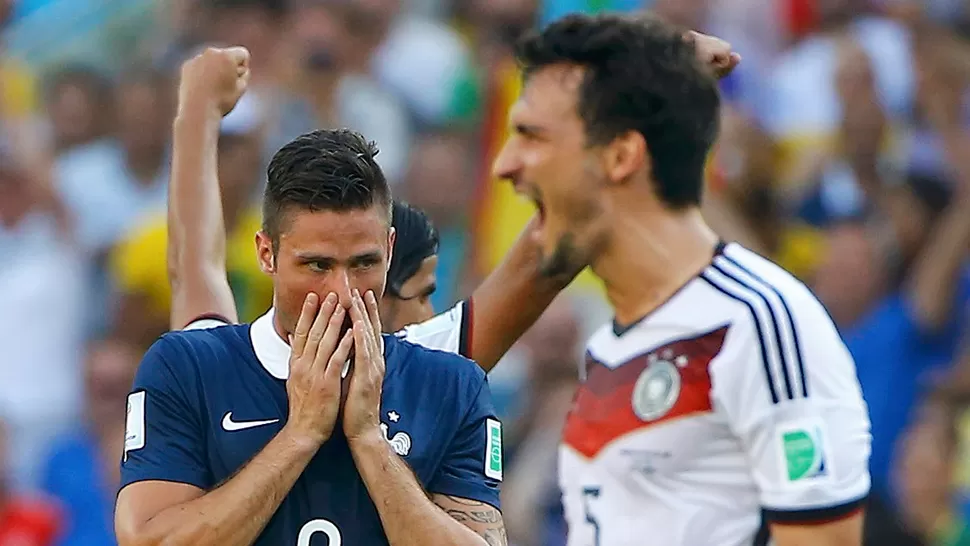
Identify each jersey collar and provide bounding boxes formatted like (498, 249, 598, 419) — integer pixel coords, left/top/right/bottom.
(250, 308, 291, 380)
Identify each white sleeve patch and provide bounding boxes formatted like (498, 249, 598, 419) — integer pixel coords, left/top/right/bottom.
(124, 391, 147, 462)
(485, 418, 503, 481)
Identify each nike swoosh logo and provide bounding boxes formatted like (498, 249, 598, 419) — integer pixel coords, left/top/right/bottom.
(221, 412, 280, 432)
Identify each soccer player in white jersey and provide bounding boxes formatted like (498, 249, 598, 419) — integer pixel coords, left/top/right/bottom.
(491, 12, 871, 546)
(165, 35, 738, 368)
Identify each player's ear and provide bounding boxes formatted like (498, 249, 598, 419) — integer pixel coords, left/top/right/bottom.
(603, 130, 647, 185)
(386, 227, 396, 271)
(255, 231, 276, 274)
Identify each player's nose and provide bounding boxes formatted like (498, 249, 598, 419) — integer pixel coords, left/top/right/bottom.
(328, 269, 354, 309)
(491, 142, 522, 188)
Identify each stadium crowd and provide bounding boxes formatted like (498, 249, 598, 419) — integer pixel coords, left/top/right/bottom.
(2, 0, 970, 544)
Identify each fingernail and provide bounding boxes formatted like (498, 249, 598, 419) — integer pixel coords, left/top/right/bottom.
(325, 293, 337, 304)
(305, 292, 318, 305)
(366, 290, 376, 302)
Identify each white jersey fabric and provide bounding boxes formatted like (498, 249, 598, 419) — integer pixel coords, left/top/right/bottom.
(560, 243, 871, 546)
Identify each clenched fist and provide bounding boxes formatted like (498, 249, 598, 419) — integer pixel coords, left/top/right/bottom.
(685, 31, 741, 80)
(177, 46, 251, 118)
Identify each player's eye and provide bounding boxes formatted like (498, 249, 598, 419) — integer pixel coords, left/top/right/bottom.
(307, 261, 331, 273)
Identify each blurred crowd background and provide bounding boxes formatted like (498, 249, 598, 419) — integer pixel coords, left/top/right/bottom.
(3, 0, 970, 545)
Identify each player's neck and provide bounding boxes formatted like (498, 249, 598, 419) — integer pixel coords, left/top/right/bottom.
(592, 207, 719, 326)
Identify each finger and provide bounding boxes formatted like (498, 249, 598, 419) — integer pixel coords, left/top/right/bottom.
(325, 329, 355, 384)
(313, 301, 347, 371)
(223, 46, 251, 67)
(348, 289, 368, 333)
(353, 315, 372, 370)
(303, 293, 337, 365)
(364, 290, 382, 337)
(353, 291, 379, 357)
(290, 292, 320, 356)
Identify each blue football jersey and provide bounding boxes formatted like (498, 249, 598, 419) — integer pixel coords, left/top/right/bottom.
(120, 310, 502, 546)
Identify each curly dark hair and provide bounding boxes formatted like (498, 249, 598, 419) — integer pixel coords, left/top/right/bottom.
(515, 12, 721, 209)
(262, 128, 391, 245)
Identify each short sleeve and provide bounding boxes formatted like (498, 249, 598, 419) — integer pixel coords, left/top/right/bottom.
(120, 336, 213, 490)
(713, 303, 871, 524)
(427, 377, 502, 509)
(397, 299, 472, 357)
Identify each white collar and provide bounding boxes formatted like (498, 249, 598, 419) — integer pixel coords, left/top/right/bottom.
(250, 308, 291, 380)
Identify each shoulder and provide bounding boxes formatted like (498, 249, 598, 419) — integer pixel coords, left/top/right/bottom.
(140, 324, 249, 381)
(703, 243, 835, 335)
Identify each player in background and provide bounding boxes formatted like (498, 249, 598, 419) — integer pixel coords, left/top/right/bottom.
(493, 12, 870, 546)
(116, 122, 509, 544)
(166, 34, 739, 370)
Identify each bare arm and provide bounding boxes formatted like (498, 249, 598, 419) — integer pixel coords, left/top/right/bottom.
(115, 427, 318, 546)
(770, 513, 865, 546)
(468, 217, 577, 371)
(167, 107, 238, 330)
(349, 431, 502, 546)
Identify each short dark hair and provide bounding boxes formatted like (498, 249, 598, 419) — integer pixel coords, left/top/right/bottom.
(515, 12, 720, 209)
(263, 129, 391, 244)
(387, 201, 439, 297)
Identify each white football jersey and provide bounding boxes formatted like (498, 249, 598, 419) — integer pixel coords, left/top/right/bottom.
(396, 299, 472, 357)
(560, 243, 871, 546)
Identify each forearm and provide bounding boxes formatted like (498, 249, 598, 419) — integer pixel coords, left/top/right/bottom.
(349, 431, 488, 546)
(907, 177, 970, 330)
(130, 427, 318, 546)
(470, 217, 577, 370)
(168, 106, 238, 328)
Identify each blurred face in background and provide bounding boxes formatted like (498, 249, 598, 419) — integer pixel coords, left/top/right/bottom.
(117, 75, 172, 159)
(812, 224, 887, 327)
(209, 3, 283, 71)
(404, 133, 474, 224)
(652, 0, 708, 30)
(288, 2, 348, 85)
(46, 72, 113, 151)
(85, 339, 140, 429)
(218, 134, 263, 203)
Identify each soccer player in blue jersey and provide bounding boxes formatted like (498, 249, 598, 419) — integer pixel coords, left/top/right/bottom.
(115, 57, 508, 546)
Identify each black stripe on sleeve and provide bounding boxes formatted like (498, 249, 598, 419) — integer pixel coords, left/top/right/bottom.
(458, 298, 473, 359)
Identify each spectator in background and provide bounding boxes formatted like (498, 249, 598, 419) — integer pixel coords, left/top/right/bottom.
(42, 64, 113, 154)
(343, 0, 471, 126)
(54, 66, 171, 257)
(40, 337, 142, 546)
(401, 130, 475, 308)
(0, 421, 60, 546)
(110, 94, 270, 347)
(501, 297, 580, 546)
(765, 0, 914, 184)
(0, 149, 85, 492)
(268, 0, 411, 184)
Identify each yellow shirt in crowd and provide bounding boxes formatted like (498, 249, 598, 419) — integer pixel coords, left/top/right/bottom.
(111, 207, 274, 324)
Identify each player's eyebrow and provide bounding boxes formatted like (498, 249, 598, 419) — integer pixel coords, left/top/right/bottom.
(401, 283, 436, 301)
(513, 123, 547, 139)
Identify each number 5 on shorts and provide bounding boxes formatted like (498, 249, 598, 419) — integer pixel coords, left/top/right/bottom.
(298, 519, 341, 545)
(582, 486, 601, 546)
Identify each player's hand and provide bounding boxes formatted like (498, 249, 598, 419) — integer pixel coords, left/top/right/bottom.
(284, 292, 354, 446)
(177, 46, 251, 118)
(685, 31, 741, 80)
(343, 289, 386, 444)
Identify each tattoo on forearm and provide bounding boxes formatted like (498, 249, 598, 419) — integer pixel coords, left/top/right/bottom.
(439, 495, 508, 546)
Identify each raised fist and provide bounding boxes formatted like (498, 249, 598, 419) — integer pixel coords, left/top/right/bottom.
(178, 46, 251, 117)
(685, 31, 741, 80)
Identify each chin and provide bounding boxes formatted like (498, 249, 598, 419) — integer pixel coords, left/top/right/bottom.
(540, 234, 589, 281)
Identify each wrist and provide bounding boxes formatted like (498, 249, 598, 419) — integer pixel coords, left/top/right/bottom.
(346, 426, 386, 453)
(174, 100, 223, 127)
(279, 424, 329, 454)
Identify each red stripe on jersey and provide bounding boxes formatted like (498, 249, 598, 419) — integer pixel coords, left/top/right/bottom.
(563, 326, 729, 458)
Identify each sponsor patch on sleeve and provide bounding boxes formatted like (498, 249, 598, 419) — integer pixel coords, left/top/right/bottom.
(124, 391, 146, 462)
(485, 418, 503, 481)
(776, 418, 832, 485)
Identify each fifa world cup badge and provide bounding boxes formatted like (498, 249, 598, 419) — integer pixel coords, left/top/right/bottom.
(632, 354, 681, 422)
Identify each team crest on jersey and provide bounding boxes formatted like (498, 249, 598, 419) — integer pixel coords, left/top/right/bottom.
(631, 353, 682, 422)
(380, 422, 412, 457)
